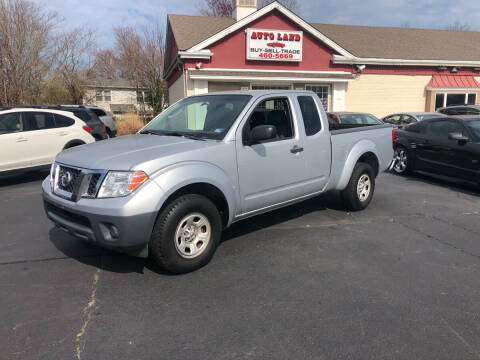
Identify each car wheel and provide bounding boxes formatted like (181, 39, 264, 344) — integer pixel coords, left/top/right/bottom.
(392, 146, 410, 174)
(149, 194, 222, 274)
(341, 162, 375, 211)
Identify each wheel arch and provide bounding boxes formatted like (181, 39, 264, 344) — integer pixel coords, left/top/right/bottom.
(151, 162, 237, 228)
(336, 140, 380, 191)
(63, 139, 86, 150)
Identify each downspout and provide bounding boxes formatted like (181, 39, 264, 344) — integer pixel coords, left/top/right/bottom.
(183, 63, 187, 98)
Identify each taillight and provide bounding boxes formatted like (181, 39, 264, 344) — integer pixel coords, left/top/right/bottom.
(392, 129, 397, 148)
(82, 125, 91, 133)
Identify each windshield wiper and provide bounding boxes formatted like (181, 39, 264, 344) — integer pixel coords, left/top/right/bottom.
(162, 132, 207, 141)
(140, 130, 161, 135)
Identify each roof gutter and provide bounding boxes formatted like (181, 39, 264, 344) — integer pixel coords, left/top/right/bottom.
(333, 54, 480, 68)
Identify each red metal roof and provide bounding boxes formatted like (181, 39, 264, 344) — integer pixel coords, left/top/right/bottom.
(427, 75, 480, 88)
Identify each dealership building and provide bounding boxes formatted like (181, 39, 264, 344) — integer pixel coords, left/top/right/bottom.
(164, 0, 480, 117)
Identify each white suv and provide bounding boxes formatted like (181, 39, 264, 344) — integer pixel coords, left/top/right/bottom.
(0, 108, 95, 174)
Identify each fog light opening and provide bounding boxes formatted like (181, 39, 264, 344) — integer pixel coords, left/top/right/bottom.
(108, 224, 119, 239)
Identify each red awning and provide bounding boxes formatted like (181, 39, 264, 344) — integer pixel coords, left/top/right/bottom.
(427, 75, 480, 89)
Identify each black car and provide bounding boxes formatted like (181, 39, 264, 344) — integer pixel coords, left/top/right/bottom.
(437, 105, 480, 116)
(392, 116, 480, 185)
(54, 106, 107, 140)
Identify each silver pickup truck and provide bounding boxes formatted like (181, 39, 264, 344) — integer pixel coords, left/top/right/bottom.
(43, 91, 393, 273)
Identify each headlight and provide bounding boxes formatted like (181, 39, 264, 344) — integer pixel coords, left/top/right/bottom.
(50, 162, 58, 192)
(97, 171, 148, 198)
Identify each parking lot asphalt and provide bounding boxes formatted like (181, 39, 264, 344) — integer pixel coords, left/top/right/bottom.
(1, 171, 480, 360)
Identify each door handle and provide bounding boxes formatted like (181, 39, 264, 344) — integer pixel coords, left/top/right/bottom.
(15, 137, 27, 142)
(59, 131, 68, 136)
(290, 145, 304, 154)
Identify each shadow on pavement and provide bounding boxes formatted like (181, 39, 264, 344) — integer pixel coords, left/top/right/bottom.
(396, 171, 480, 197)
(48, 227, 175, 275)
(0, 170, 49, 187)
(48, 192, 345, 275)
(223, 191, 343, 243)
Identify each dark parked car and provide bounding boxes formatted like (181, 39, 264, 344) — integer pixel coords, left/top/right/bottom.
(392, 116, 480, 185)
(382, 112, 443, 128)
(437, 105, 480, 116)
(327, 112, 383, 125)
(54, 106, 108, 140)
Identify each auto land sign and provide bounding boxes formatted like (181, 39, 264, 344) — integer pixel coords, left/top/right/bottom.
(246, 28, 303, 62)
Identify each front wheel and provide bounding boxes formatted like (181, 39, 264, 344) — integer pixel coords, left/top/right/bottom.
(341, 162, 375, 211)
(149, 194, 222, 274)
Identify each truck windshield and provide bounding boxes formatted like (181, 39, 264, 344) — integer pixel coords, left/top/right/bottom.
(142, 95, 252, 140)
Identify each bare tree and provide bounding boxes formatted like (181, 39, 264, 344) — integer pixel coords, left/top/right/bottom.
(52, 28, 96, 104)
(446, 20, 471, 31)
(199, 0, 233, 17)
(0, 0, 58, 105)
(258, 0, 300, 13)
(113, 25, 166, 116)
(91, 49, 118, 79)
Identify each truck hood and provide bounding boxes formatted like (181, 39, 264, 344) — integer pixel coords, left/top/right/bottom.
(56, 134, 222, 172)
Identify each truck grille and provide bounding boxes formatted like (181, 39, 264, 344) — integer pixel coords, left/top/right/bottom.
(57, 166, 82, 194)
(52, 164, 105, 201)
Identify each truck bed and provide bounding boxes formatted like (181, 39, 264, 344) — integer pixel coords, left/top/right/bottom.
(327, 124, 393, 191)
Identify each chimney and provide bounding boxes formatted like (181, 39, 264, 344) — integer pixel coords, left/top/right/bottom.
(232, 0, 257, 21)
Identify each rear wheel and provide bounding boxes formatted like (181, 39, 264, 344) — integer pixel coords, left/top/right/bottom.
(341, 162, 375, 211)
(392, 146, 411, 174)
(149, 194, 222, 274)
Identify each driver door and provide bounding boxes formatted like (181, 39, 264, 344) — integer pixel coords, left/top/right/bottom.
(235, 96, 308, 214)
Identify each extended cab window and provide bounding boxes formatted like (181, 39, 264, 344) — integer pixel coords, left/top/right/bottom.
(0, 112, 22, 134)
(298, 96, 321, 136)
(246, 97, 294, 142)
(23, 112, 55, 131)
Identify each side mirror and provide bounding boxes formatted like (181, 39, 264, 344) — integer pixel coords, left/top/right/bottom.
(448, 132, 469, 145)
(249, 125, 277, 144)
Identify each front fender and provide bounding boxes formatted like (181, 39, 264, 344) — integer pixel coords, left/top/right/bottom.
(150, 161, 237, 226)
(336, 139, 380, 191)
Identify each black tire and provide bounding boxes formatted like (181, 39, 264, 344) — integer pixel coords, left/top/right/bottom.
(106, 129, 112, 138)
(341, 162, 375, 211)
(149, 194, 222, 274)
(392, 146, 411, 175)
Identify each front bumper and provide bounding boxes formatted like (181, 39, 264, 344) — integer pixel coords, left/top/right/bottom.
(42, 177, 163, 256)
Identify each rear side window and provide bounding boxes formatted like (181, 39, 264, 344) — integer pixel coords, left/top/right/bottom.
(298, 96, 321, 136)
(23, 112, 55, 131)
(90, 108, 106, 117)
(383, 115, 401, 125)
(54, 114, 75, 127)
(72, 110, 92, 122)
(427, 120, 466, 137)
(405, 122, 426, 133)
(0, 112, 23, 134)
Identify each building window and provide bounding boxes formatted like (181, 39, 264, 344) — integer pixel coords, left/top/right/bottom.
(306, 85, 330, 111)
(136, 90, 151, 105)
(434, 92, 476, 110)
(95, 89, 111, 102)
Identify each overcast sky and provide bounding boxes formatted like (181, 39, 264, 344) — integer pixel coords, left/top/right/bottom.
(32, 0, 480, 47)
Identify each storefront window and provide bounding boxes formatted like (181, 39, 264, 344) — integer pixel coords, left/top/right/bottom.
(306, 85, 329, 111)
(434, 92, 477, 110)
(251, 85, 291, 90)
